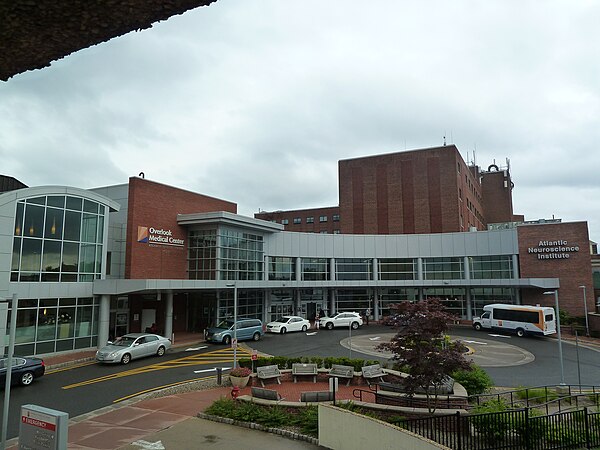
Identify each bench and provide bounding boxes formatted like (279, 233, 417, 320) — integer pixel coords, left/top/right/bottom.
(301, 391, 334, 402)
(361, 364, 386, 386)
(251, 387, 282, 401)
(292, 363, 317, 383)
(256, 364, 282, 387)
(328, 364, 354, 386)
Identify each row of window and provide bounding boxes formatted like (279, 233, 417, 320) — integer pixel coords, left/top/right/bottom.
(281, 214, 340, 225)
(266, 256, 514, 281)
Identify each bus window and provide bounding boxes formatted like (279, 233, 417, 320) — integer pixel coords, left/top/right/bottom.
(545, 314, 554, 321)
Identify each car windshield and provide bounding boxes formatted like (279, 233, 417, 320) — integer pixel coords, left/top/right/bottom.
(273, 317, 290, 323)
(216, 320, 235, 330)
(113, 336, 136, 347)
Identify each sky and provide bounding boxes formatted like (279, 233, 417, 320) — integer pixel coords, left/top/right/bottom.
(1, 1, 599, 240)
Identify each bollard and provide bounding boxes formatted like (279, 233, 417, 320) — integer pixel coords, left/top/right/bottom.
(216, 367, 222, 385)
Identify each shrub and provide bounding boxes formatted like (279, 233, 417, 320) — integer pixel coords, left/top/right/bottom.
(515, 387, 558, 403)
(257, 406, 289, 428)
(230, 401, 263, 423)
(451, 364, 493, 396)
(471, 399, 512, 444)
(205, 397, 236, 417)
(291, 405, 319, 436)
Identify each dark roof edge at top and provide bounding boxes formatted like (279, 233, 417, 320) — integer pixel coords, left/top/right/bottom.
(0, 174, 28, 193)
(0, 0, 218, 81)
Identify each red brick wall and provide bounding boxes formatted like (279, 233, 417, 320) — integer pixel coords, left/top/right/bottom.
(481, 169, 515, 224)
(338, 146, 480, 234)
(254, 206, 340, 233)
(518, 222, 593, 316)
(125, 177, 237, 279)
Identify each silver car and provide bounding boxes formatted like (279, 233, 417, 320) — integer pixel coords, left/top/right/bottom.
(96, 333, 171, 365)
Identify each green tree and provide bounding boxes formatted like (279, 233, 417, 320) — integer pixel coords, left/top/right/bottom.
(378, 298, 472, 412)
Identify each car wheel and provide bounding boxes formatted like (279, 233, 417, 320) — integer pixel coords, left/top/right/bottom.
(280, 327, 287, 334)
(516, 328, 525, 337)
(223, 335, 231, 345)
(157, 346, 166, 357)
(253, 332, 261, 341)
(20, 371, 34, 386)
(326, 322, 334, 330)
(474, 323, 482, 331)
(302, 325, 307, 332)
(351, 321, 359, 330)
(121, 353, 131, 365)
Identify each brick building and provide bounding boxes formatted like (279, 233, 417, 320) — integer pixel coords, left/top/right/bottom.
(255, 145, 521, 235)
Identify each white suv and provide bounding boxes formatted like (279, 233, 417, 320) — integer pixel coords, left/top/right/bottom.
(320, 312, 363, 330)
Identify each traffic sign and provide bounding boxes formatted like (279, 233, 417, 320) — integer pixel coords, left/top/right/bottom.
(231, 338, 238, 349)
(251, 349, 258, 360)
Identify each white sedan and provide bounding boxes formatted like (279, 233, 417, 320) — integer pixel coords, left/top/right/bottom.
(266, 316, 310, 334)
(319, 312, 363, 330)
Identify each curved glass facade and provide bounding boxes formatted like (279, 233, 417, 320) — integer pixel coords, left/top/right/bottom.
(11, 195, 105, 282)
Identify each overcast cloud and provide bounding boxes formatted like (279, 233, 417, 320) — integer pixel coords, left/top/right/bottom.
(1, 1, 599, 240)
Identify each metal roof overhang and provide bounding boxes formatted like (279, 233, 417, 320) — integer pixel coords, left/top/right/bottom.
(0, 1, 218, 81)
(177, 211, 284, 233)
(93, 277, 560, 296)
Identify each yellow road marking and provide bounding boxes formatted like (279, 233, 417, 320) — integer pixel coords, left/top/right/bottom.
(112, 375, 217, 403)
(62, 348, 251, 390)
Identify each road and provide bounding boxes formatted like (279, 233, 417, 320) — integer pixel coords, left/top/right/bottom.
(3, 324, 600, 440)
(0, 345, 247, 440)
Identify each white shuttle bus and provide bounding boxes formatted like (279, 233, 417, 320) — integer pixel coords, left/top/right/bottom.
(472, 304, 556, 337)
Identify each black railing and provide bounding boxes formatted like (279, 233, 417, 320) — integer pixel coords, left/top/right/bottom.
(398, 407, 600, 450)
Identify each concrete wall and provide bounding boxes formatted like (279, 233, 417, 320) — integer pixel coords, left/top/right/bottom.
(318, 404, 449, 450)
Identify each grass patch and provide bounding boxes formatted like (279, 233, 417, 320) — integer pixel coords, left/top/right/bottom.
(515, 387, 558, 403)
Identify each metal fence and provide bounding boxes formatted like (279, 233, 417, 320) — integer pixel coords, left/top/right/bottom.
(398, 408, 600, 450)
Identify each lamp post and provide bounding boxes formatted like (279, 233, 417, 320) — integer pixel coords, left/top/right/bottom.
(1, 294, 18, 450)
(544, 290, 565, 386)
(226, 283, 238, 368)
(579, 285, 590, 337)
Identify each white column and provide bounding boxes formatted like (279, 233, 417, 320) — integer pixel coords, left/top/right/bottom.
(98, 294, 110, 348)
(164, 291, 174, 340)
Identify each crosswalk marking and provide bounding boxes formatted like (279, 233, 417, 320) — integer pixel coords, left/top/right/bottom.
(62, 348, 252, 389)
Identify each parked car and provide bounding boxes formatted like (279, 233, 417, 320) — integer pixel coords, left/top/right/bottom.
(205, 318, 264, 344)
(266, 315, 310, 334)
(0, 355, 45, 387)
(95, 333, 172, 365)
(319, 312, 363, 330)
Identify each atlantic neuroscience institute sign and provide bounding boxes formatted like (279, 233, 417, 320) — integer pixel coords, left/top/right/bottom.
(528, 239, 580, 260)
(137, 226, 184, 247)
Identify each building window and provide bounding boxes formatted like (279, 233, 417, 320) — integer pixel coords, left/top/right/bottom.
(218, 228, 264, 281)
(306, 217, 314, 223)
(335, 258, 372, 281)
(188, 229, 217, 280)
(332, 214, 340, 222)
(333, 230, 340, 234)
(378, 258, 416, 280)
(281, 219, 289, 225)
(293, 217, 301, 224)
(320, 230, 328, 234)
(319, 215, 328, 222)
(301, 258, 329, 281)
(11, 195, 106, 283)
(422, 257, 464, 280)
(268, 256, 296, 281)
(469, 255, 514, 279)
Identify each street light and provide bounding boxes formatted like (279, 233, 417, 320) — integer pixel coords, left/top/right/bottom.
(544, 290, 565, 386)
(579, 285, 590, 337)
(226, 282, 238, 368)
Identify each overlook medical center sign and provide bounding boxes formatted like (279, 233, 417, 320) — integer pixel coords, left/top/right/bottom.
(137, 226, 185, 248)
(528, 239, 579, 260)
